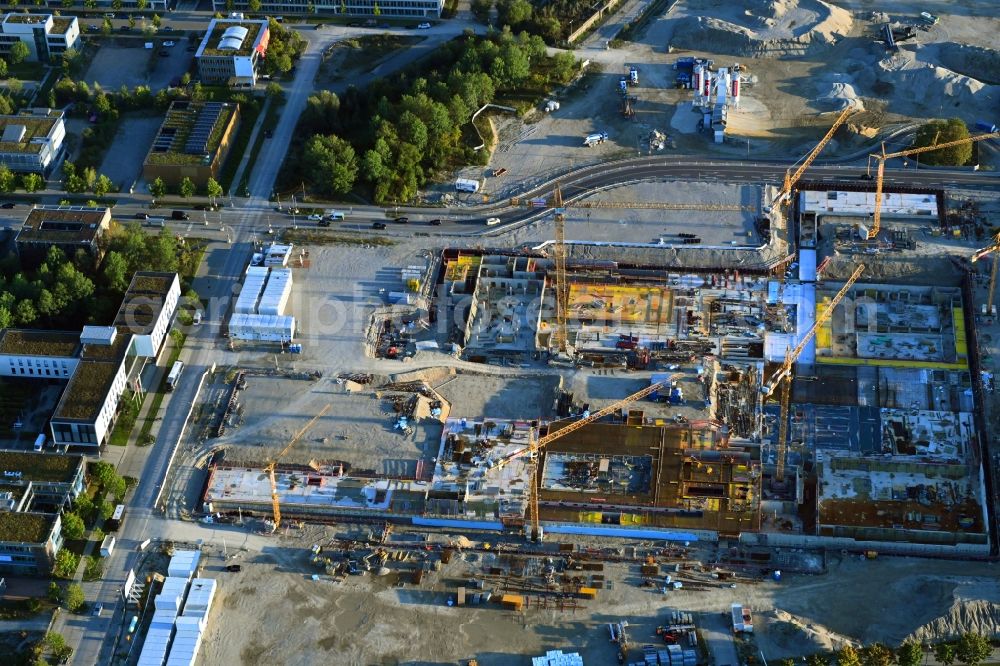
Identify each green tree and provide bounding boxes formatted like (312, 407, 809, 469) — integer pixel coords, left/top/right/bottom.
(61, 512, 85, 540)
(266, 81, 283, 99)
(53, 549, 79, 579)
(471, 0, 492, 22)
(205, 177, 223, 201)
(0, 58, 7, 79)
(64, 583, 84, 611)
(0, 164, 13, 192)
(151, 13, 161, 28)
(101, 17, 113, 35)
(911, 118, 973, 166)
(303, 134, 358, 196)
(373, 1, 380, 16)
(861, 643, 894, 666)
(955, 633, 992, 666)
(83, 0, 96, 7)
(247, 0, 261, 10)
(128, 15, 136, 29)
(496, 0, 532, 27)
(111, 0, 121, 8)
(102, 251, 129, 292)
(61, 0, 73, 7)
(47, 582, 63, 603)
(935, 643, 956, 666)
(9, 40, 29, 65)
(149, 177, 167, 199)
(137, 0, 147, 8)
(806, 654, 829, 666)
(21, 172, 43, 192)
(44, 632, 73, 663)
(91, 461, 117, 488)
(837, 645, 862, 666)
(73, 493, 95, 523)
(15, 298, 37, 325)
(180, 71, 191, 86)
(896, 642, 923, 666)
(179, 176, 195, 198)
(93, 174, 113, 196)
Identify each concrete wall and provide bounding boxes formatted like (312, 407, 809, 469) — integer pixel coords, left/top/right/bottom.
(567, 0, 622, 44)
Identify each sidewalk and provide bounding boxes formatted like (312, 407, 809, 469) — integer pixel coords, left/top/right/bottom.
(229, 96, 273, 197)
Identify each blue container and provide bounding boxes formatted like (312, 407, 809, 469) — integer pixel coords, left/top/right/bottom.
(772, 570, 782, 581)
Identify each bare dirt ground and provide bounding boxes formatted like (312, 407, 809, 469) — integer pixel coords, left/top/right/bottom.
(197, 527, 1000, 665)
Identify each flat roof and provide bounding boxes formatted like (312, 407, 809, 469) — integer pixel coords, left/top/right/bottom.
(16, 206, 109, 244)
(0, 110, 61, 155)
(145, 101, 238, 167)
(0, 511, 55, 544)
(50, 16, 74, 34)
(197, 18, 268, 58)
(799, 189, 938, 218)
(52, 357, 124, 421)
(0, 450, 83, 483)
(0, 329, 80, 357)
(3, 13, 49, 24)
(114, 273, 176, 334)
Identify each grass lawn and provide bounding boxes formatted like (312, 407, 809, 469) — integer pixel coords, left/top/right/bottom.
(107, 394, 141, 446)
(317, 34, 423, 83)
(282, 229, 395, 246)
(217, 103, 262, 192)
(8, 61, 45, 80)
(237, 99, 283, 194)
(136, 332, 186, 446)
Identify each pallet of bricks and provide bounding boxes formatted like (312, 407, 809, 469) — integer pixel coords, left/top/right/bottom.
(531, 650, 584, 666)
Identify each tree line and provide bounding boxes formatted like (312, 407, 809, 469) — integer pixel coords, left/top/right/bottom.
(472, 0, 593, 44)
(283, 30, 577, 204)
(787, 634, 995, 666)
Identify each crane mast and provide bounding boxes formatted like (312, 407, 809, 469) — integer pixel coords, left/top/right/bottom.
(267, 403, 331, 531)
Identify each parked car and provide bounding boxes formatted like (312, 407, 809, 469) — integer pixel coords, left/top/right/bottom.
(92, 603, 103, 617)
(171, 210, 190, 220)
(417, 22, 431, 29)
(372, 222, 387, 229)
(1, 202, 16, 209)
(393, 216, 409, 224)
(134, 213, 149, 220)
(318, 219, 331, 227)
(307, 214, 323, 221)
(225, 564, 242, 572)
(428, 218, 442, 226)
(486, 217, 501, 226)
(120, 25, 132, 31)
(88, 24, 99, 31)
(163, 40, 175, 47)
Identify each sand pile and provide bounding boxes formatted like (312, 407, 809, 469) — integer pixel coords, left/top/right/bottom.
(907, 581, 1000, 643)
(672, 0, 852, 58)
(813, 73, 864, 112)
(761, 609, 856, 654)
(937, 44, 1000, 85)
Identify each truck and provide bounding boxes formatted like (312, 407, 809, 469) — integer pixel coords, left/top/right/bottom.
(106, 504, 126, 531)
(584, 132, 609, 147)
(629, 67, 639, 85)
(455, 178, 480, 193)
(33, 433, 45, 451)
(100, 535, 116, 558)
(731, 603, 753, 633)
(919, 11, 938, 25)
(166, 361, 183, 392)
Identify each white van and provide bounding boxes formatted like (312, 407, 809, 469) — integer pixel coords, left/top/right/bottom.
(325, 211, 346, 220)
(486, 217, 501, 226)
(148, 217, 166, 227)
(33, 433, 46, 452)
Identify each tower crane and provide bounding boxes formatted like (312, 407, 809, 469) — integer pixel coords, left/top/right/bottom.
(495, 374, 684, 540)
(763, 264, 865, 482)
(972, 232, 1000, 315)
(552, 183, 569, 353)
(866, 130, 999, 239)
(266, 403, 331, 531)
(771, 107, 854, 209)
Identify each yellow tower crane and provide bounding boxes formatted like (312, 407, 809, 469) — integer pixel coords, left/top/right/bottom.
(771, 107, 854, 208)
(762, 264, 865, 482)
(496, 374, 684, 540)
(866, 131, 1000, 239)
(972, 232, 1000, 315)
(267, 403, 331, 531)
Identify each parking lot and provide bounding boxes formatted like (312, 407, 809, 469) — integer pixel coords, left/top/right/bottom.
(84, 38, 193, 90)
(100, 116, 164, 192)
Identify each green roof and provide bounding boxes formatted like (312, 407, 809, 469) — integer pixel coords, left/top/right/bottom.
(0, 511, 55, 544)
(0, 329, 80, 357)
(199, 19, 267, 57)
(0, 482, 27, 503)
(50, 17, 73, 34)
(0, 450, 83, 483)
(145, 101, 238, 167)
(52, 359, 121, 421)
(0, 113, 60, 155)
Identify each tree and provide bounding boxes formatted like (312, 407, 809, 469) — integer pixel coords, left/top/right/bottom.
(861, 643, 894, 666)
(180, 72, 191, 86)
(64, 583, 84, 611)
(935, 643, 956, 666)
(205, 177, 223, 201)
(149, 177, 167, 199)
(0, 164, 13, 192)
(21, 173, 43, 192)
(837, 645, 862, 666)
(496, 0, 532, 28)
(806, 654, 829, 666)
(911, 118, 973, 166)
(47, 582, 63, 603)
(101, 251, 129, 292)
(53, 549, 79, 579)
(128, 14, 136, 29)
(896, 642, 923, 666)
(15, 299, 37, 325)
(151, 13, 161, 28)
(9, 40, 29, 65)
(266, 81, 283, 99)
(247, 0, 261, 10)
(93, 174, 113, 196)
(179, 176, 195, 198)
(136, 0, 147, 9)
(91, 461, 117, 488)
(471, 0, 492, 23)
(303, 134, 358, 197)
(44, 632, 73, 663)
(955, 633, 992, 666)
(111, 0, 121, 8)
(61, 512, 85, 540)
(0, 58, 7, 79)
(101, 17, 112, 35)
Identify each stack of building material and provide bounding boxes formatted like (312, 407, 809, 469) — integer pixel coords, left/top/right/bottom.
(531, 650, 584, 666)
(235, 266, 268, 314)
(166, 615, 205, 666)
(263, 243, 292, 267)
(258, 268, 292, 316)
(228, 313, 296, 342)
(180, 578, 216, 624)
(167, 550, 200, 580)
(155, 577, 188, 611)
(137, 625, 173, 666)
